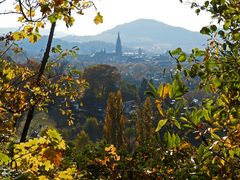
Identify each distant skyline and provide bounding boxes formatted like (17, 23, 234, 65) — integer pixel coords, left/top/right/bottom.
(0, 0, 211, 36)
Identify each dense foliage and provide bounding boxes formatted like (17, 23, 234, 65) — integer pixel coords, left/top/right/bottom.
(0, 0, 239, 179)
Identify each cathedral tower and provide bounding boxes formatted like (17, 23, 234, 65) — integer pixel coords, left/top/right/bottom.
(115, 32, 122, 56)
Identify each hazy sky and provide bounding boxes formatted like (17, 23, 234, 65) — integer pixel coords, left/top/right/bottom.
(0, 0, 211, 36)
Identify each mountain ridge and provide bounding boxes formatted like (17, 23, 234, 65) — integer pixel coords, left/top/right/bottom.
(0, 19, 207, 54)
(62, 19, 207, 53)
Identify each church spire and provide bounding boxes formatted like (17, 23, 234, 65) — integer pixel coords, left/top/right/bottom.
(115, 32, 122, 56)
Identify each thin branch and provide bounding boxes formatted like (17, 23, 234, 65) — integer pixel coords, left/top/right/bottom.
(0, 0, 7, 4)
(0, 11, 21, 15)
(0, 41, 14, 58)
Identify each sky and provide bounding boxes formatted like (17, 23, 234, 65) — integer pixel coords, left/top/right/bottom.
(0, 0, 211, 36)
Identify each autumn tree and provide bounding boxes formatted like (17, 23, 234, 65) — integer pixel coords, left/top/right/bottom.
(103, 91, 126, 148)
(136, 97, 155, 146)
(0, 0, 103, 178)
(0, 0, 103, 142)
(147, 0, 240, 178)
(82, 64, 121, 109)
(0, 128, 82, 179)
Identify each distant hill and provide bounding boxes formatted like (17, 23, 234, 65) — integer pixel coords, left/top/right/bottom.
(17, 36, 120, 56)
(62, 19, 207, 53)
(0, 19, 207, 55)
(0, 34, 125, 57)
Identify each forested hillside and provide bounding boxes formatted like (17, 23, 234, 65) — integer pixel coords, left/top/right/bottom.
(0, 0, 239, 179)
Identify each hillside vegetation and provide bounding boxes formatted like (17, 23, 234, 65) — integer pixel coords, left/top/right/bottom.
(0, 0, 239, 179)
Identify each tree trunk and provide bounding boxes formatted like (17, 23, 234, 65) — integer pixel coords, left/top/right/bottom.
(20, 22, 56, 142)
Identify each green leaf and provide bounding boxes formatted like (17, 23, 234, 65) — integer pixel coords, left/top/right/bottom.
(148, 82, 157, 97)
(180, 116, 188, 122)
(197, 144, 206, 157)
(184, 124, 193, 128)
(229, 150, 234, 159)
(195, 8, 200, 15)
(155, 119, 168, 132)
(157, 84, 163, 97)
(175, 134, 181, 147)
(145, 91, 156, 97)
(196, 50, 205, 57)
(170, 48, 182, 55)
(233, 33, 240, 41)
(223, 20, 231, 30)
(200, 27, 210, 35)
(48, 14, 58, 23)
(172, 133, 176, 147)
(218, 30, 225, 37)
(210, 25, 217, 32)
(204, 1, 209, 7)
(193, 48, 205, 57)
(168, 83, 173, 99)
(183, 69, 189, 76)
(177, 63, 182, 71)
(174, 120, 181, 129)
(212, 77, 221, 88)
(203, 108, 211, 121)
(178, 52, 187, 62)
(167, 132, 173, 148)
(0, 152, 11, 165)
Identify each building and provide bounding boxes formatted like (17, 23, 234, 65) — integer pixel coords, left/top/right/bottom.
(115, 32, 122, 57)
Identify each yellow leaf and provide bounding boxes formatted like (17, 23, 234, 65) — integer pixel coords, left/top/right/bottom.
(58, 140, 66, 150)
(39, 175, 49, 180)
(27, 10, 36, 17)
(68, 119, 74, 126)
(167, 168, 174, 174)
(6, 69, 16, 80)
(13, 32, 22, 41)
(46, 129, 62, 142)
(44, 160, 54, 171)
(36, 21, 44, 28)
(105, 144, 115, 152)
(56, 167, 76, 180)
(33, 87, 40, 92)
(15, 5, 21, 12)
(29, 34, 40, 43)
(162, 84, 169, 100)
(82, 1, 90, 7)
(220, 159, 225, 166)
(155, 100, 164, 116)
(155, 119, 167, 132)
(94, 12, 103, 25)
(18, 16, 25, 22)
(24, 25, 34, 33)
(180, 142, 191, 150)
